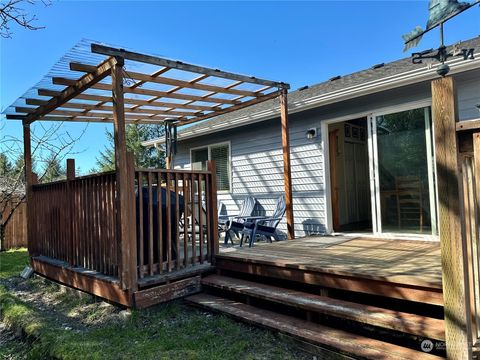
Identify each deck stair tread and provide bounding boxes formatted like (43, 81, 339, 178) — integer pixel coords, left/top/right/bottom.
(202, 275, 445, 341)
(187, 293, 444, 360)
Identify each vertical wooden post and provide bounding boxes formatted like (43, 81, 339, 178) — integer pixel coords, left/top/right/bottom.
(22, 120, 36, 257)
(207, 160, 219, 263)
(432, 76, 472, 359)
(66, 159, 75, 181)
(166, 156, 172, 170)
(329, 129, 340, 232)
(112, 56, 137, 295)
(474, 134, 480, 246)
(66, 159, 75, 266)
(279, 89, 294, 239)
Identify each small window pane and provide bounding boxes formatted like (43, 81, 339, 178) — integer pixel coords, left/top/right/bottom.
(211, 145, 230, 191)
(191, 148, 208, 171)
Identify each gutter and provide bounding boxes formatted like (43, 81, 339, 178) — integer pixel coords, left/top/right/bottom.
(142, 52, 480, 148)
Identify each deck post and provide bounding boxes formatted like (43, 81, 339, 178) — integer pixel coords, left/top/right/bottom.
(112, 56, 138, 295)
(22, 120, 36, 257)
(279, 89, 294, 239)
(66, 159, 75, 266)
(207, 160, 219, 263)
(432, 76, 472, 359)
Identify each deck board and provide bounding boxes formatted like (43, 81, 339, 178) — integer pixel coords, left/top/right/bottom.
(218, 236, 442, 290)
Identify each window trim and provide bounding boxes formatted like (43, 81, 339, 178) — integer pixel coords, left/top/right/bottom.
(190, 141, 232, 193)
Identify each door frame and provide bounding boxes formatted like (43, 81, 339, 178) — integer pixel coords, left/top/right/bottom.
(322, 99, 438, 240)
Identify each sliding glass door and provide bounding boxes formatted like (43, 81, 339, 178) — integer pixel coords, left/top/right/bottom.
(368, 106, 437, 236)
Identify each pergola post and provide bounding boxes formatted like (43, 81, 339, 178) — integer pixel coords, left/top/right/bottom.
(432, 76, 472, 359)
(112, 56, 137, 293)
(279, 89, 294, 240)
(22, 120, 36, 257)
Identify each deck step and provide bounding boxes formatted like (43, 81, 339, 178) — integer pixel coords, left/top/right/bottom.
(202, 274, 445, 341)
(187, 293, 443, 360)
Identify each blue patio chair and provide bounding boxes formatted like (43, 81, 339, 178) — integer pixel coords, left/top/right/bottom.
(240, 195, 286, 247)
(223, 196, 257, 244)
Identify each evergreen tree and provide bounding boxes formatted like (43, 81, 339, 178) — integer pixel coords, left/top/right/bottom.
(0, 153, 13, 177)
(42, 153, 66, 183)
(96, 124, 165, 172)
(12, 153, 26, 180)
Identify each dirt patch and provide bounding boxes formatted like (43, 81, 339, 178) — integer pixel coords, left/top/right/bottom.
(1, 275, 127, 333)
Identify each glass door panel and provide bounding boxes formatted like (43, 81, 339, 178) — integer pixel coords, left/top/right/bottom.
(374, 107, 436, 235)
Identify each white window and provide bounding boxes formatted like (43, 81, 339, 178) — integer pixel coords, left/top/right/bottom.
(191, 142, 231, 192)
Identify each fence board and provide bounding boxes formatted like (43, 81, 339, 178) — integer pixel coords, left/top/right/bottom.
(1, 199, 27, 251)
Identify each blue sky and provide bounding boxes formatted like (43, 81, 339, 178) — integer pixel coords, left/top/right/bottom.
(1, 0, 479, 173)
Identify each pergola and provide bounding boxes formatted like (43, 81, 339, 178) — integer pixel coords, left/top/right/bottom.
(1, 41, 296, 307)
(5, 40, 295, 240)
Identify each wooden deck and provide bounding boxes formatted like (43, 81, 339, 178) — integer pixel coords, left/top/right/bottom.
(217, 236, 443, 305)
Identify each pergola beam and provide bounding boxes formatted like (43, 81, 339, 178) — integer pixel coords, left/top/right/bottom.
(91, 43, 290, 90)
(6, 114, 173, 124)
(12, 109, 177, 123)
(26, 94, 220, 112)
(176, 89, 282, 126)
(17, 104, 199, 117)
(39, 84, 241, 105)
(123, 70, 261, 97)
(24, 57, 116, 124)
(57, 69, 265, 98)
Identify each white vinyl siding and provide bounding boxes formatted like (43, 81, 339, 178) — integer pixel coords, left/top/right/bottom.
(173, 70, 480, 238)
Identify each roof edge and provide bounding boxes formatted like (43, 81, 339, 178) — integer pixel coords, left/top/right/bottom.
(142, 50, 480, 147)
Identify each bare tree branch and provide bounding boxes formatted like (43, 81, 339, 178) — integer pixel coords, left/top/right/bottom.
(0, 119, 88, 248)
(0, 0, 50, 38)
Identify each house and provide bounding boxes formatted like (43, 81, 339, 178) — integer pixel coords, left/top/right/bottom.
(5, 38, 480, 358)
(143, 36, 480, 241)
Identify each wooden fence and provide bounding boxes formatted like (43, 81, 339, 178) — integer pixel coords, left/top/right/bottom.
(135, 166, 219, 280)
(1, 199, 27, 251)
(31, 171, 118, 276)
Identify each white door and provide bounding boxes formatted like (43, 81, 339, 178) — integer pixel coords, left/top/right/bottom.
(368, 106, 437, 236)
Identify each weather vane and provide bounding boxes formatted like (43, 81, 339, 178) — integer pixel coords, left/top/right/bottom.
(403, 0, 479, 76)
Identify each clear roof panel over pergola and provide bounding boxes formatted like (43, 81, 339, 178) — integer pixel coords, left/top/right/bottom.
(4, 39, 289, 126)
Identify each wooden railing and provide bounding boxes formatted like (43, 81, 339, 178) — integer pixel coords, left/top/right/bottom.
(28, 156, 218, 288)
(460, 131, 480, 345)
(134, 162, 219, 280)
(31, 171, 118, 276)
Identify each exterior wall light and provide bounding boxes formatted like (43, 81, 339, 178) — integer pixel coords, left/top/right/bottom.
(306, 128, 317, 140)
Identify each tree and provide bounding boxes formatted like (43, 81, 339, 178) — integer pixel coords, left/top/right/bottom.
(0, 120, 86, 248)
(96, 124, 165, 172)
(0, 153, 13, 176)
(0, 0, 50, 38)
(41, 152, 65, 183)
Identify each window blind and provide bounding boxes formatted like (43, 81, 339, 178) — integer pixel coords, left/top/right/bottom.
(210, 144, 230, 191)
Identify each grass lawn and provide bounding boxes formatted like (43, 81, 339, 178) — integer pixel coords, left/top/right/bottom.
(0, 248, 29, 279)
(0, 249, 311, 360)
